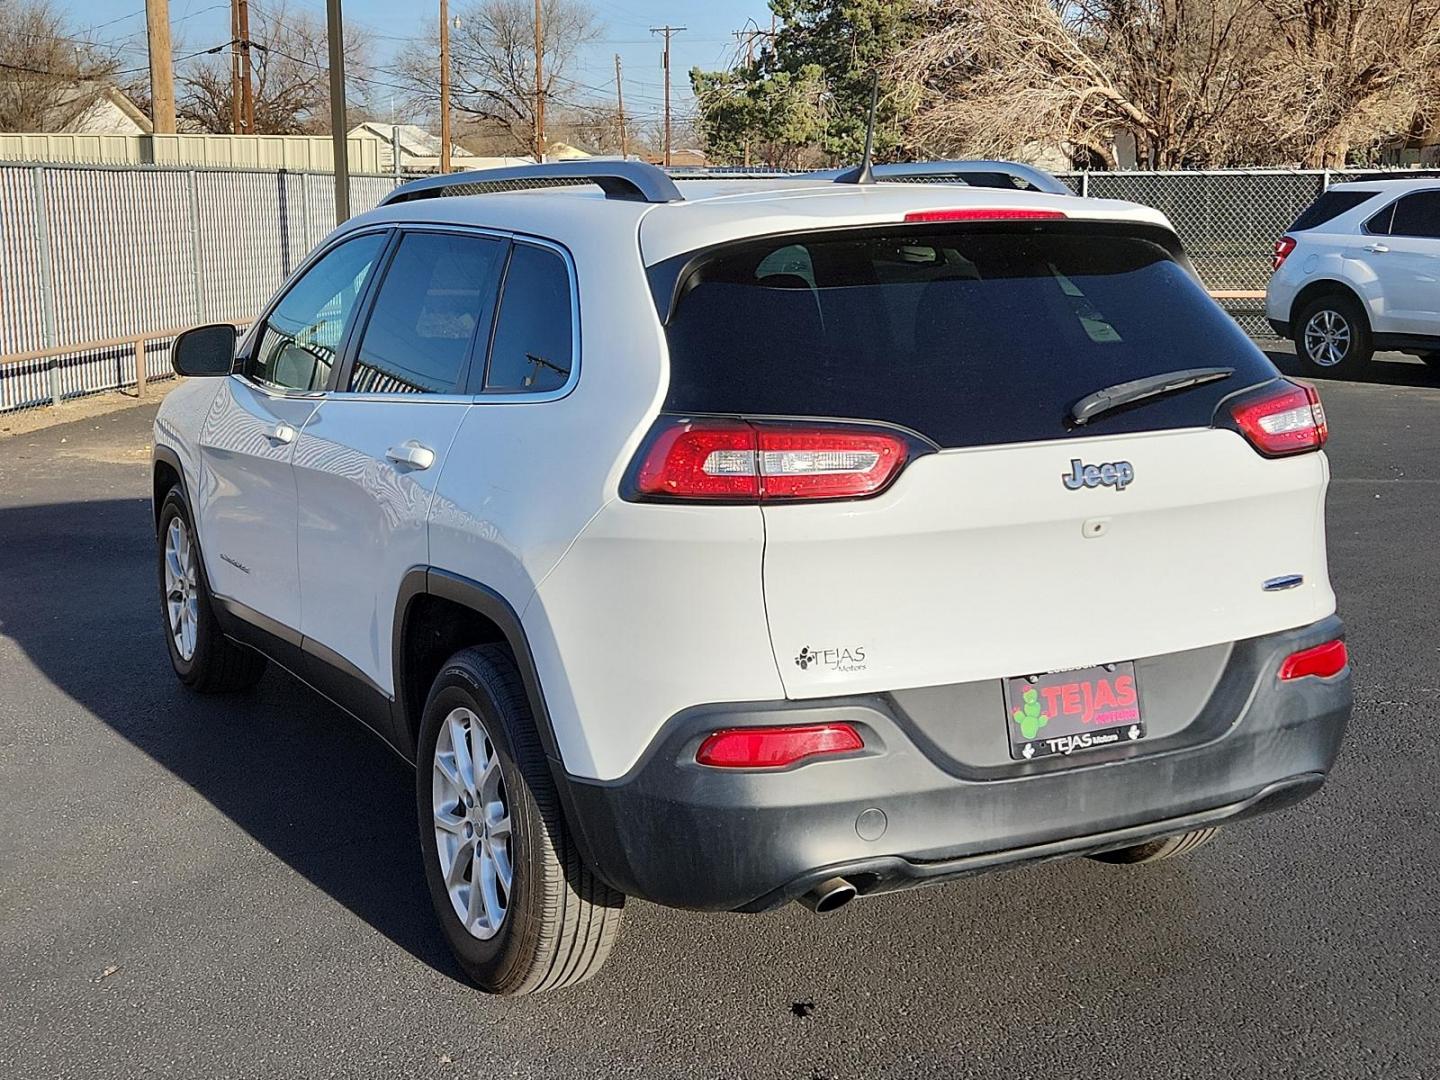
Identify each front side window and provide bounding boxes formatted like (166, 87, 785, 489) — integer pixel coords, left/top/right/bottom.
(483, 243, 574, 393)
(349, 232, 507, 394)
(1388, 191, 1440, 239)
(250, 232, 387, 392)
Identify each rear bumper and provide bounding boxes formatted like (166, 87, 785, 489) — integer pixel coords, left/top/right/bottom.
(564, 617, 1350, 911)
(1267, 317, 1292, 339)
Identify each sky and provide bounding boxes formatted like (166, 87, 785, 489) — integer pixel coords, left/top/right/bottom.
(61, 0, 774, 133)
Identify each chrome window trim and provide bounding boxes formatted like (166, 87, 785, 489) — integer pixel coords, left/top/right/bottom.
(322, 224, 582, 406)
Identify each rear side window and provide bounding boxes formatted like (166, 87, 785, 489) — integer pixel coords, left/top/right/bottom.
(1289, 190, 1376, 232)
(349, 231, 506, 394)
(482, 243, 574, 393)
(1388, 191, 1440, 239)
(661, 226, 1277, 449)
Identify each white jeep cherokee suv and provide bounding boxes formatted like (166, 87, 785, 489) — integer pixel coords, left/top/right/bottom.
(1267, 178, 1440, 376)
(153, 161, 1351, 996)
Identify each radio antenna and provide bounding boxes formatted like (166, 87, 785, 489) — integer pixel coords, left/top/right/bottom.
(835, 75, 879, 184)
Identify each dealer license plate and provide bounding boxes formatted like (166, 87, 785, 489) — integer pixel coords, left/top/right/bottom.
(1004, 662, 1144, 761)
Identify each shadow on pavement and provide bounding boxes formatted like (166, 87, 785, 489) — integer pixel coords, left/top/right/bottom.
(1264, 348, 1440, 389)
(0, 494, 465, 981)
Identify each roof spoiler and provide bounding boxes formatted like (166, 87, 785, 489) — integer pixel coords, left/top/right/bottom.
(380, 160, 685, 206)
(819, 160, 1073, 197)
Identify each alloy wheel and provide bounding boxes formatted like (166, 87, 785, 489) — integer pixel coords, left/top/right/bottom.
(1303, 309, 1351, 368)
(432, 706, 514, 940)
(163, 517, 199, 661)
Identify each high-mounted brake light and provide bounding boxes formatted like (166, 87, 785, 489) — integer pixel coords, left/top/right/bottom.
(632, 418, 911, 502)
(903, 208, 1067, 223)
(1273, 235, 1297, 272)
(695, 724, 864, 769)
(1278, 639, 1348, 681)
(1228, 381, 1327, 457)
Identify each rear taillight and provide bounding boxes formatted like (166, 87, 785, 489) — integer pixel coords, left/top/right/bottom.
(631, 417, 911, 502)
(1272, 235, 1297, 271)
(1279, 639, 1348, 681)
(695, 724, 864, 768)
(904, 208, 1066, 223)
(1228, 381, 1327, 457)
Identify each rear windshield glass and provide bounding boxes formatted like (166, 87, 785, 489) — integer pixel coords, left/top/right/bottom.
(1289, 190, 1375, 231)
(661, 226, 1276, 449)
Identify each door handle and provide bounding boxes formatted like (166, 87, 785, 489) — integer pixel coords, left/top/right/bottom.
(267, 421, 297, 444)
(1363, 243, 1390, 253)
(385, 441, 436, 470)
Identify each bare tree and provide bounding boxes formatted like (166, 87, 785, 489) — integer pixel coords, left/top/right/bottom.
(178, 1, 370, 134)
(889, 0, 1270, 168)
(0, 0, 121, 131)
(1251, 0, 1440, 167)
(392, 0, 599, 157)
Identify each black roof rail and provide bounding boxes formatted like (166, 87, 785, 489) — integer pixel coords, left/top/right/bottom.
(816, 159, 1073, 196)
(380, 160, 685, 206)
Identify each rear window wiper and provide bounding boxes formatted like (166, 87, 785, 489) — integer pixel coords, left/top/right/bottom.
(1069, 367, 1235, 426)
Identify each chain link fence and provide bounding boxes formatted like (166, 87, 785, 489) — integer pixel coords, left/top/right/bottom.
(2, 163, 1433, 413)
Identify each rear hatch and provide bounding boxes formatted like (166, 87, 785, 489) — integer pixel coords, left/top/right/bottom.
(654, 219, 1335, 700)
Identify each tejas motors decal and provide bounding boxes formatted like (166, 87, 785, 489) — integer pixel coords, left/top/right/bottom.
(794, 645, 868, 673)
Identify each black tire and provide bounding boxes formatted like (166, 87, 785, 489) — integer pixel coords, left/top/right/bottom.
(1294, 293, 1373, 377)
(156, 487, 267, 693)
(416, 644, 624, 995)
(1088, 827, 1220, 865)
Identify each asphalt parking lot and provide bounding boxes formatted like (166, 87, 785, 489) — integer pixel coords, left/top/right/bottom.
(2, 349, 1438, 1079)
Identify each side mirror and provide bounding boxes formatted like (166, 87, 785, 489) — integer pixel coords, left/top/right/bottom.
(172, 324, 237, 377)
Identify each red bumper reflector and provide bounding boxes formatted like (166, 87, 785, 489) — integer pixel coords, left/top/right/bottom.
(1278, 639, 1348, 681)
(695, 724, 864, 769)
(904, 208, 1066, 223)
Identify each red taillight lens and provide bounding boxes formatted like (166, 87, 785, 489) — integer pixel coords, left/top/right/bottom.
(633, 419, 761, 500)
(633, 418, 910, 502)
(695, 723, 864, 768)
(1228, 381, 1327, 457)
(1278, 639, 1348, 681)
(1272, 235, 1297, 271)
(904, 208, 1066, 223)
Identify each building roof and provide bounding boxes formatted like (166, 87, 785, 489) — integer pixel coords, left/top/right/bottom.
(349, 122, 473, 160)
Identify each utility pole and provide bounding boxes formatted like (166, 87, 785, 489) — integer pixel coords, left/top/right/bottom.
(649, 24, 684, 167)
(144, 0, 176, 133)
(439, 0, 451, 173)
(326, 0, 350, 223)
(229, 0, 242, 133)
(237, 0, 254, 133)
(614, 53, 627, 158)
(533, 0, 544, 162)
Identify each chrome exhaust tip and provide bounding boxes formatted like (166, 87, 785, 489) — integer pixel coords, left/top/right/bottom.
(797, 877, 857, 914)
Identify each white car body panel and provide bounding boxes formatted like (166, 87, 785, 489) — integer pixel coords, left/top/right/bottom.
(293, 397, 471, 693)
(195, 377, 319, 627)
(525, 500, 785, 780)
(760, 429, 1334, 699)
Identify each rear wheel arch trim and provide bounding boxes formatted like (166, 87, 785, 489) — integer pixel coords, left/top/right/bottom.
(393, 568, 564, 763)
(392, 568, 620, 893)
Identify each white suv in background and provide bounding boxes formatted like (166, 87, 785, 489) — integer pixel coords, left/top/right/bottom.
(153, 160, 1351, 996)
(1268, 178, 1440, 376)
